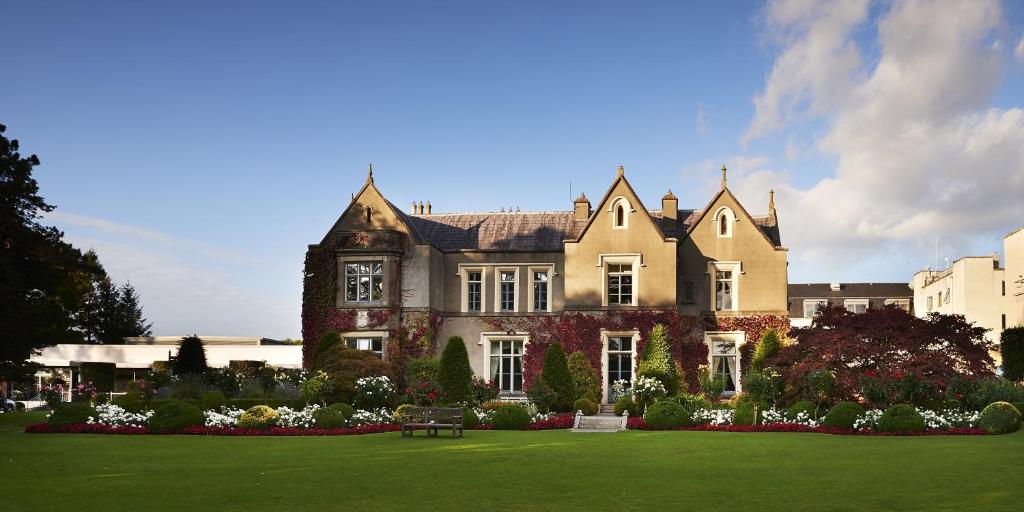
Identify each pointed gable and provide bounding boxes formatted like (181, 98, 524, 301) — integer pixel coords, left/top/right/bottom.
(684, 187, 782, 250)
(320, 167, 420, 245)
(570, 166, 669, 244)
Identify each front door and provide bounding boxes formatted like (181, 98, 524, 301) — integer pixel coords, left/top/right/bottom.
(605, 336, 633, 404)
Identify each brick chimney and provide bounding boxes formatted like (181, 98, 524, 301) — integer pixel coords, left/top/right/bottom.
(661, 189, 678, 229)
(573, 192, 591, 221)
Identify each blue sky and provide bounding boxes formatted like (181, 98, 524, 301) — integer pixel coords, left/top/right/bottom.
(3, 1, 1024, 338)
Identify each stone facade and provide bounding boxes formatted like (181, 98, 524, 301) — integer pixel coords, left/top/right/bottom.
(303, 165, 789, 401)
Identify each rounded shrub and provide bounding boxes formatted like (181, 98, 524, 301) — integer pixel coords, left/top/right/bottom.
(328, 402, 355, 420)
(112, 392, 146, 413)
(613, 396, 642, 417)
(491, 405, 532, 430)
(461, 407, 479, 430)
(201, 391, 227, 411)
(643, 400, 691, 429)
(237, 405, 280, 429)
(574, 398, 598, 416)
(48, 403, 97, 427)
(977, 402, 1021, 435)
(787, 400, 818, 420)
(313, 408, 346, 429)
(732, 401, 758, 426)
(823, 401, 865, 430)
(148, 401, 204, 432)
(877, 404, 925, 433)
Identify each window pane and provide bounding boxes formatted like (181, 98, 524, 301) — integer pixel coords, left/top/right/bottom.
(371, 277, 383, 301)
(345, 339, 357, 349)
(534, 271, 547, 282)
(358, 276, 370, 301)
(358, 263, 370, 274)
(371, 338, 382, 352)
(346, 263, 358, 275)
(371, 262, 383, 274)
(468, 271, 481, 282)
(346, 277, 358, 301)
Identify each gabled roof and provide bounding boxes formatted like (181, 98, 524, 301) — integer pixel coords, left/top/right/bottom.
(404, 211, 581, 251)
(682, 186, 784, 249)
(568, 167, 669, 243)
(319, 168, 423, 245)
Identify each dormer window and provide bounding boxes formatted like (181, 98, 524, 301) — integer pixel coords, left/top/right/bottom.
(610, 197, 631, 229)
(714, 207, 734, 238)
(365, 206, 373, 223)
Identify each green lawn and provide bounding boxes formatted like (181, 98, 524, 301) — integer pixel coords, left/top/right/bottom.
(4, 412, 1023, 511)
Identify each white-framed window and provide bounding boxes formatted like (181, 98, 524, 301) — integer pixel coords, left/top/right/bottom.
(610, 197, 631, 229)
(705, 331, 744, 396)
(713, 206, 735, 238)
(926, 296, 933, 311)
(803, 299, 828, 318)
(710, 261, 740, 311)
(486, 337, 526, 395)
(607, 263, 633, 305)
(495, 268, 518, 312)
(345, 336, 383, 356)
(884, 298, 910, 312)
(344, 260, 384, 303)
(944, 288, 950, 304)
(462, 268, 485, 313)
(844, 299, 869, 314)
(529, 268, 550, 312)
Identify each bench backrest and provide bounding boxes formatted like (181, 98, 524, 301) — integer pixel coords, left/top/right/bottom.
(401, 407, 464, 423)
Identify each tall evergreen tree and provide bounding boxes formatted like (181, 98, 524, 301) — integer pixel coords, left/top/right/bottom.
(636, 324, 680, 395)
(437, 336, 473, 404)
(0, 123, 98, 373)
(173, 335, 208, 376)
(78, 252, 151, 343)
(118, 281, 152, 339)
(541, 342, 576, 412)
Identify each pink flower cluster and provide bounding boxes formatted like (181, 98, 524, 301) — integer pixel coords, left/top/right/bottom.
(626, 417, 988, 436)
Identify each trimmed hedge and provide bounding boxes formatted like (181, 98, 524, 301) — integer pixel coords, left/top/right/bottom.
(574, 398, 598, 416)
(644, 400, 691, 429)
(877, 404, 925, 433)
(328, 402, 355, 420)
(787, 400, 818, 420)
(148, 402, 204, 431)
(201, 391, 227, 410)
(491, 405, 531, 430)
(238, 405, 279, 429)
(978, 402, 1021, 435)
(78, 362, 117, 392)
(437, 337, 473, 404)
(541, 342, 576, 412)
(313, 408, 346, 429)
(461, 407, 479, 430)
(613, 396, 642, 417)
(823, 401, 864, 430)
(48, 403, 97, 427)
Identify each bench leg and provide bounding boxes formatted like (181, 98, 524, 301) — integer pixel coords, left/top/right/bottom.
(453, 427, 462, 438)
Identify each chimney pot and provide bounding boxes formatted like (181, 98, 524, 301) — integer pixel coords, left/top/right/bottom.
(426, 201, 432, 215)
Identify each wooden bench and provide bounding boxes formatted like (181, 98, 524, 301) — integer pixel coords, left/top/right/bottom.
(399, 407, 463, 438)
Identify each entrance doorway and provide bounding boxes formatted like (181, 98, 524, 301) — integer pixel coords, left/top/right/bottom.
(604, 335, 634, 404)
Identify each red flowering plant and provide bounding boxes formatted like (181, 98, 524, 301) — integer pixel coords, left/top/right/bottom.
(40, 380, 67, 409)
(472, 378, 499, 405)
(127, 378, 158, 400)
(71, 381, 98, 403)
(404, 379, 442, 406)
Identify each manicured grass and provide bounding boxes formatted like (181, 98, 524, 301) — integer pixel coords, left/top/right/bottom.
(4, 414, 1024, 511)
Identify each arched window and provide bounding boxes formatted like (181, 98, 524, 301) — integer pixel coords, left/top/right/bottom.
(616, 205, 625, 227)
(365, 206, 373, 223)
(714, 207, 734, 238)
(609, 196, 631, 229)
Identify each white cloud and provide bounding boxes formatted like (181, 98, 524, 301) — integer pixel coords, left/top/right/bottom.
(742, 0, 1024, 279)
(1015, 33, 1024, 62)
(695, 103, 709, 134)
(46, 211, 299, 338)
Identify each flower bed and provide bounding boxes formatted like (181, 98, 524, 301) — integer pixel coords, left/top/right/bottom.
(626, 417, 988, 435)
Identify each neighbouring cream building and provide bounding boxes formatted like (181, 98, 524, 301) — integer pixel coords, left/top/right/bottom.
(911, 227, 1024, 366)
(787, 282, 913, 328)
(303, 165, 789, 402)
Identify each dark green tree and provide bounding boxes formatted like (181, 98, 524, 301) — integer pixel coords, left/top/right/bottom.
(0, 123, 98, 374)
(1002, 327, 1024, 381)
(541, 342, 576, 412)
(437, 336, 473, 404)
(173, 335, 208, 376)
(636, 324, 680, 395)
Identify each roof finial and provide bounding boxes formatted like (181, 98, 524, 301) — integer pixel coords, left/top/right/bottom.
(367, 163, 374, 183)
(769, 189, 775, 210)
(720, 164, 728, 190)
(617, 165, 625, 177)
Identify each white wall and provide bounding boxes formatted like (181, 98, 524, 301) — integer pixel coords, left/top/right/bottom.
(31, 344, 302, 369)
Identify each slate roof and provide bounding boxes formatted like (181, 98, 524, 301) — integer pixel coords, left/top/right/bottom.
(788, 283, 912, 299)
(400, 207, 782, 252)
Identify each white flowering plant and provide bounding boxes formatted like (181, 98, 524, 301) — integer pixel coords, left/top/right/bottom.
(88, 404, 154, 428)
(354, 376, 396, 410)
(276, 405, 320, 428)
(631, 376, 666, 407)
(691, 408, 733, 426)
(350, 408, 394, 426)
(610, 379, 630, 402)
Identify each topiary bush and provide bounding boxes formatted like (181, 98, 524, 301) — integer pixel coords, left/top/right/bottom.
(788, 400, 818, 421)
(148, 401, 204, 432)
(201, 391, 227, 411)
(541, 342, 576, 412)
(567, 351, 601, 403)
(328, 402, 355, 420)
(314, 346, 392, 404)
(732, 401, 758, 426)
(613, 396, 642, 417)
(237, 405, 280, 429)
(48, 403, 97, 427)
(877, 404, 925, 433)
(977, 402, 1021, 434)
(461, 407, 479, 430)
(823, 401, 864, 430)
(313, 407, 346, 429)
(173, 335, 208, 377)
(437, 337, 474, 404)
(644, 400, 691, 429)
(574, 398, 598, 416)
(526, 374, 557, 413)
(636, 324, 680, 395)
(750, 328, 783, 372)
(491, 405, 532, 430)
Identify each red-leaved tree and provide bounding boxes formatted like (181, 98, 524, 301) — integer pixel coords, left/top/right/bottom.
(772, 306, 996, 403)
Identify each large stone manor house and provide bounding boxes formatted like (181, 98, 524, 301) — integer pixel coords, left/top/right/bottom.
(302, 165, 789, 403)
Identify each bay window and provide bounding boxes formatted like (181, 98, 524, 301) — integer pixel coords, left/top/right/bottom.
(345, 261, 383, 303)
